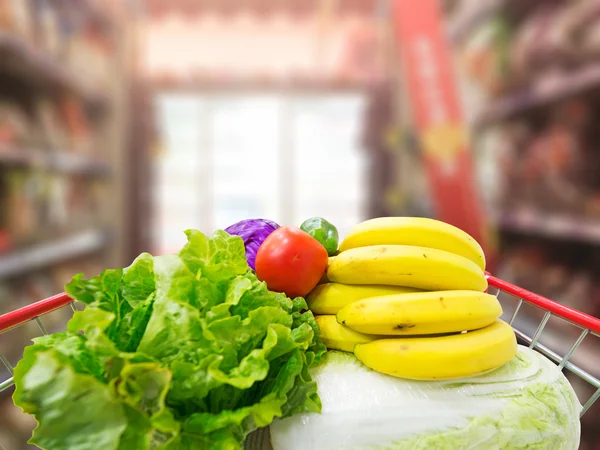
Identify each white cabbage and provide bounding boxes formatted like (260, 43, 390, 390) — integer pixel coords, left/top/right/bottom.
(270, 346, 581, 450)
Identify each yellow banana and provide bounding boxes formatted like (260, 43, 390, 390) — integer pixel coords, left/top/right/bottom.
(307, 283, 422, 315)
(354, 320, 517, 380)
(327, 245, 487, 292)
(337, 290, 501, 335)
(316, 315, 381, 352)
(340, 217, 486, 270)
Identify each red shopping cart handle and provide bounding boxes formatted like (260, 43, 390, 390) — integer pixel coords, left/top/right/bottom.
(0, 292, 72, 332)
(1, 275, 599, 335)
(486, 273, 600, 335)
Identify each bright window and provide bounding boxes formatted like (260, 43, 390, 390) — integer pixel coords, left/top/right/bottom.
(154, 92, 368, 255)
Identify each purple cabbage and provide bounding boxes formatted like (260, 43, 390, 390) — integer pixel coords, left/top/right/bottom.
(224, 218, 280, 270)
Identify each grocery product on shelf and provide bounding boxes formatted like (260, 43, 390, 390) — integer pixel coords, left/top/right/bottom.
(520, 122, 586, 212)
(1, 169, 107, 245)
(461, 16, 511, 99)
(453, 1, 600, 127)
(0, 101, 30, 146)
(509, 5, 572, 86)
(480, 97, 600, 226)
(59, 95, 94, 154)
(3, 170, 40, 244)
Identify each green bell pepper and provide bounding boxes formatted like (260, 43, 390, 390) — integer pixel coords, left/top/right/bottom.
(300, 217, 339, 256)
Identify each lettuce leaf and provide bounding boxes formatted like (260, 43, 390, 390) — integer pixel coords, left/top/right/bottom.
(13, 230, 326, 450)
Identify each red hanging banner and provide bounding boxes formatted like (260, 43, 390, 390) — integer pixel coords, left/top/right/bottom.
(392, 0, 496, 265)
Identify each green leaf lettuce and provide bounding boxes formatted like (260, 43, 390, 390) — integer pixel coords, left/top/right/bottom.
(13, 230, 326, 450)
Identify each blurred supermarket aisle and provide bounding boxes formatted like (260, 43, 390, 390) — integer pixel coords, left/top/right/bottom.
(1, 0, 600, 448)
(0, 1, 135, 448)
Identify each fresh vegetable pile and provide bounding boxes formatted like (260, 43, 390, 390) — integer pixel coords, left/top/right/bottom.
(12, 229, 326, 450)
(11, 215, 583, 450)
(227, 218, 335, 299)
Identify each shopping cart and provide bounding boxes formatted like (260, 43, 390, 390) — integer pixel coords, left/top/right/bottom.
(0, 273, 599, 419)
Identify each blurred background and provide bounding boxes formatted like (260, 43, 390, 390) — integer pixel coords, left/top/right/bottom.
(0, 0, 600, 448)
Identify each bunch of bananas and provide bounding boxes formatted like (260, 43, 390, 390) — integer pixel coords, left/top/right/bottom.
(308, 217, 518, 381)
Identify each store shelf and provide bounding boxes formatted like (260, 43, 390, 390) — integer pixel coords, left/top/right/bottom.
(497, 210, 600, 244)
(0, 32, 108, 107)
(475, 64, 600, 126)
(0, 230, 109, 280)
(0, 147, 110, 176)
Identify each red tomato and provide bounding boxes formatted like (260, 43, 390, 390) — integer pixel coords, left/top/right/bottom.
(255, 226, 328, 298)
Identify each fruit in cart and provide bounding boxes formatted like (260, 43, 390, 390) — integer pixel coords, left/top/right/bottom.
(339, 217, 486, 270)
(306, 282, 422, 315)
(336, 290, 502, 336)
(12, 229, 327, 450)
(255, 226, 328, 298)
(327, 244, 488, 291)
(300, 216, 340, 256)
(270, 347, 581, 450)
(315, 315, 381, 352)
(353, 320, 517, 380)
